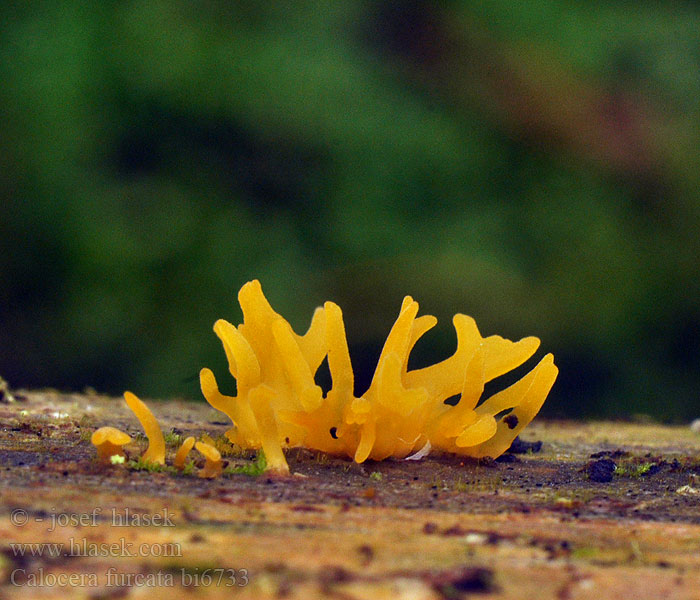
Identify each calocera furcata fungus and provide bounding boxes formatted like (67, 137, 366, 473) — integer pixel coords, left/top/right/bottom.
(92, 280, 557, 477)
(91, 426, 131, 460)
(200, 280, 558, 474)
(124, 391, 165, 465)
(174, 436, 195, 469)
(195, 441, 223, 478)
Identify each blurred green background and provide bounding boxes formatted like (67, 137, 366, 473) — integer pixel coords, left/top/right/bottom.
(2, 1, 700, 420)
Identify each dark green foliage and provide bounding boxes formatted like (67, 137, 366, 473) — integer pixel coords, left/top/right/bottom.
(1, 2, 699, 419)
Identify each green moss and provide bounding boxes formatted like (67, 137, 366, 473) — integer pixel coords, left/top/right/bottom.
(224, 451, 267, 477)
(211, 435, 243, 457)
(614, 461, 657, 478)
(128, 456, 167, 472)
(163, 430, 182, 448)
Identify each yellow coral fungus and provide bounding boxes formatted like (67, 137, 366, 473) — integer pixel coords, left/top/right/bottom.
(91, 426, 131, 461)
(195, 441, 222, 478)
(174, 436, 195, 469)
(201, 280, 558, 474)
(124, 391, 165, 465)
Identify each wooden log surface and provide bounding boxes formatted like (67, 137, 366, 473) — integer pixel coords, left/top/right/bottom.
(1, 390, 699, 599)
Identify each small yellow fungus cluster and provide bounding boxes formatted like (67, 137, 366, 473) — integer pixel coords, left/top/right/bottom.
(91, 426, 131, 461)
(91, 393, 165, 464)
(171, 436, 222, 478)
(91, 394, 223, 477)
(201, 280, 558, 474)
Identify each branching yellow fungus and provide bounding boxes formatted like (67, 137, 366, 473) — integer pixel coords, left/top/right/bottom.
(195, 441, 222, 478)
(91, 426, 131, 461)
(124, 391, 165, 465)
(201, 280, 558, 473)
(94, 281, 556, 476)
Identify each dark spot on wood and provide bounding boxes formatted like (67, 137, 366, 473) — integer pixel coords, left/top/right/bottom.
(423, 522, 438, 534)
(442, 524, 467, 536)
(486, 532, 503, 545)
(507, 437, 542, 454)
(643, 462, 664, 476)
(495, 453, 520, 463)
(587, 458, 616, 483)
(319, 565, 353, 586)
(290, 504, 324, 512)
(427, 566, 496, 595)
(590, 449, 629, 459)
(357, 544, 374, 565)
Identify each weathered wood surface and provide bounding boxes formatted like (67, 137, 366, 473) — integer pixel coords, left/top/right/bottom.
(1, 390, 699, 599)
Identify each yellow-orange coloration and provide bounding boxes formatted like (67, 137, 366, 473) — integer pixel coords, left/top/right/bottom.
(174, 436, 195, 469)
(124, 391, 165, 465)
(91, 426, 131, 460)
(195, 441, 222, 478)
(201, 280, 558, 473)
